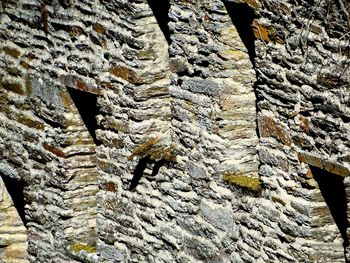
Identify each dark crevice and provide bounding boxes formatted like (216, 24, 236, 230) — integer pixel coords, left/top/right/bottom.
(223, 2, 256, 66)
(130, 156, 150, 190)
(151, 159, 167, 177)
(312, 166, 349, 251)
(1, 174, 27, 225)
(33, 113, 65, 129)
(66, 87, 100, 145)
(64, 152, 96, 158)
(224, 1, 260, 150)
(146, 0, 171, 44)
(253, 82, 261, 138)
(129, 157, 168, 190)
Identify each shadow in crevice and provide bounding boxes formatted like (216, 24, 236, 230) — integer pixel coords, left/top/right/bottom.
(130, 156, 150, 190)
(253, 81, 262, 138)
(1, 175, 27, 225)
(223, 2, 256, 66)
(151, 159, 167, 177)
(312, 166, 349, 249)
(146, 0, 171, 44)
(66, 87, 100, 145)
(224, 2, 261, 175)
(129, 157, 168, 190)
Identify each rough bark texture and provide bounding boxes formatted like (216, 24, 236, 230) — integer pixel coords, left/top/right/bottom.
(0, 0, 349, 262)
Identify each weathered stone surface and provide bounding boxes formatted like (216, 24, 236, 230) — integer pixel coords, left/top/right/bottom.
(200, 200, 234, 232)
(0, 0, 349, 262)
(99, 243, 125, 262)
(183, 235, 220, 260)
(0, 176, 28, 263)
(186, 162, 208, 180)
(181, 78, 220, 97)
(258, 115, 292, 145)
(298, 152, 350, 177)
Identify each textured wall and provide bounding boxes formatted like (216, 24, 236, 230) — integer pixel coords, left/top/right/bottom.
(0, 176, 28, 263)
(253, 0, 350, 261)
(0, 1, 99, 261)
(0, 0, 349, 262)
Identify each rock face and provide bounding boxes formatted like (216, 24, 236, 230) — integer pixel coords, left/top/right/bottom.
(0, 177, 28, 263)
(0, 0, 349, 262)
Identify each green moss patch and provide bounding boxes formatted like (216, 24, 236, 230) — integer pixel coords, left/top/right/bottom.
(128, 137, 177, 162)
(222, 173, 261, 192)
(137, 49, 156, 60)
(69, 243, 96, 254)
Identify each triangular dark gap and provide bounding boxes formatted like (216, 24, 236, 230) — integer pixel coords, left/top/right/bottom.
(146, 0, 171, 44)
(312, 166, 349, 250)
(1, 174, 27, 225)
(66, 87, 100, 145)
(223, 2, 256, 66)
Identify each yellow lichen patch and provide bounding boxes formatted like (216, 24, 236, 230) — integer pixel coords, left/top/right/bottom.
(137, 49, 157, 60)
(128, 137, 177, 162)
(222, 173, 261, 192)
(226, 26, 238, 36)
(69, 243, 96, 254)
